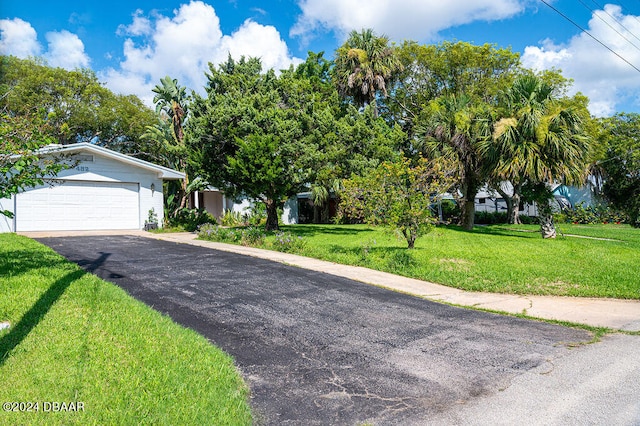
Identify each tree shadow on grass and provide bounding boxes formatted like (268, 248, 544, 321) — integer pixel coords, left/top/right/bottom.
(0, 250, 71, 278)
(441, 224, 538, 240)
(0, 252, 111, 367)
(283, 224, 375, 237)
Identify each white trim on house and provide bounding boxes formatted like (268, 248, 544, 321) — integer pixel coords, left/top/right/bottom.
(37, 143, 185, 180)
(1, 143, 184, 233)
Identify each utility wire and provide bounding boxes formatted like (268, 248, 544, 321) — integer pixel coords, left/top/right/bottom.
(539, 0, 640, 74)
(587, 0, 640, 46)
(607, 1, 640, 28)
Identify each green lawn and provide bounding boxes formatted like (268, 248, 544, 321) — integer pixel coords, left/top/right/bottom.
(255, 223, 640, 299)
(0, 234, 251, 425)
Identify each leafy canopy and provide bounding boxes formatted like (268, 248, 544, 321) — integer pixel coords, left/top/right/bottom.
(338, 157, 455, 248)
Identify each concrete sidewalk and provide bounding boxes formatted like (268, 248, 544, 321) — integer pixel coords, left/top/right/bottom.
(145, 231, 640, 332)
(20, 230, 640, 331)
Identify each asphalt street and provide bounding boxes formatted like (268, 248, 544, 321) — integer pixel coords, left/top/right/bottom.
(37, 235, 606, 425)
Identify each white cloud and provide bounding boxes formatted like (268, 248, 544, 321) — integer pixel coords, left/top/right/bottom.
(0, 17, 41, 57)
(44, 30, 90, 69)
(0, 18, 89, 70)
(117, 10, 152, 37)
(291, 0, 524, 41)
(522, 4, 640, 116)
(102, 1, 302, 106)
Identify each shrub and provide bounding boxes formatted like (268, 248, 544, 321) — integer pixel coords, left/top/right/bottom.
(440, 199, 459, 223)
(561, 202, 628, 225)
(246, 203, 268, 226)
(519, 215, 536, 224)
(169, 208, 216, 232)
(474, 211, 508, 224)
(198, 224, 241, 243)
(240, 226, 265, 246)
(221, 210, 245, 227)
(272, 231, 305, 253)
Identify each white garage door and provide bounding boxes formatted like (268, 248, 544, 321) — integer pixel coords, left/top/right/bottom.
(16, 180, 140, 231)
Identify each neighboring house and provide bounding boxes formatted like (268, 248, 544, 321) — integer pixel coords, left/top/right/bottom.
(0, 143, 184, 233)
(189, 188, 299, 225)
(189, 187, 252, 220)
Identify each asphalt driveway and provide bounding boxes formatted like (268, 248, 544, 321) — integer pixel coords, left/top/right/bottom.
(37, 235, 592, 425)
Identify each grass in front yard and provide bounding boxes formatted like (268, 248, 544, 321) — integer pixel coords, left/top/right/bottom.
(0, 234, 251, 425)
(204, 223, 639, 300)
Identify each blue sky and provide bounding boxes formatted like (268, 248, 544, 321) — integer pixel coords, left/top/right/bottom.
(3, 1, 640, 116)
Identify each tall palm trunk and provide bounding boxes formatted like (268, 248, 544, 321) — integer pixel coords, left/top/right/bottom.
(538, 198, 556, 239)
(459, 173, 479, 231)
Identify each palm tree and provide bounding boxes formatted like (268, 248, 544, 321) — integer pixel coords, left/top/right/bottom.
(151, 76, 191, 211)
(333, 28, 402, 116)
(482, 74, 590, 238)
(419, 94, 492, 231)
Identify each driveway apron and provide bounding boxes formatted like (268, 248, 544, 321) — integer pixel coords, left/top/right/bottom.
(37, 235, 592, 425)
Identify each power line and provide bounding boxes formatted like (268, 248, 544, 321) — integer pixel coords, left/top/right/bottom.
(609, 1, 640, 28)
(587, 0, 640, 46)
(539, 0, 640, 74)
(578, 0, 640, 51)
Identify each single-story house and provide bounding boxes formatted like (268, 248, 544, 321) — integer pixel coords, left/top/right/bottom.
(189, 188, 299, 225)
(0, 143, 184, 233)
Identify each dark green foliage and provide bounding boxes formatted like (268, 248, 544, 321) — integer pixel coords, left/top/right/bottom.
(168, 208, 216, 232)
(0, 56, 156, 156)
(188, 56, 322, 230)
(440, 199, 460, 222)
(598, 113, 640, 227)
(559, 203, 628, 225)
(474, 211, 509, 224)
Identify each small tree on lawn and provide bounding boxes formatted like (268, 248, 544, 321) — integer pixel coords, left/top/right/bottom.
(338, 157, 454, 248)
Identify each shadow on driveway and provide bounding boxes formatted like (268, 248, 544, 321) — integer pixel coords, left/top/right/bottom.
(37, 235, 592, 425)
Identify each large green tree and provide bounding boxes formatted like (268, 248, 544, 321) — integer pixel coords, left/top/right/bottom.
(311, 103, 404, 222)
(483, 74, 591, 238)
(389, 41, 519, 141)
(333, 29, 403, 116)
(0, 56, 155, 156)
(188, 56, 323, 230)
(417, 94, 492, 230)
(597, 113, 640, 227)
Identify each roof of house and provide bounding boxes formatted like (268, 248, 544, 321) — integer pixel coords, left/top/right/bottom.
(38, 143, 185, 180)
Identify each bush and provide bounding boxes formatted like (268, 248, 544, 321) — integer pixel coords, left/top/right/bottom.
(560, 202, 628, 225)
(519, 215, 536, 224)
(198, 224, 241, 243)
(169, 208, 216, 232)
(240, 226, 265, 246)
(272, 231, 305, 253)
(221, 210, 245, 227)
(474, 211, 508, 224)
(440, 199, 459, 223)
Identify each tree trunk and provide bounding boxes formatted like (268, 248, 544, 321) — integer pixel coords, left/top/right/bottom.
(510, 192, 521, 225)
(265, 199, 279, 231)
(403, 228, 416, 249)
(460, 199, 474, 230)
(538, 198, 556, 239)
(459, 174, 479, 231)
(495, 182, 523, 225)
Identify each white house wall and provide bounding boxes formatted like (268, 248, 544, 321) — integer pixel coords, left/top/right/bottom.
(0, 149, 167, 232)
(0, 195, 15, 232)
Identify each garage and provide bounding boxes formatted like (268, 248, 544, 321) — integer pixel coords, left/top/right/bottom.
(0, 143, 184, 233)
(16, 180, 140, 231)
